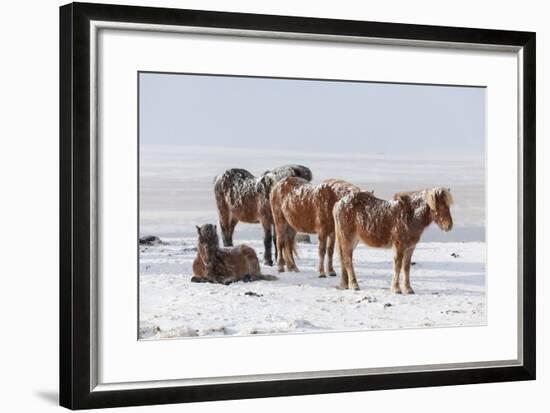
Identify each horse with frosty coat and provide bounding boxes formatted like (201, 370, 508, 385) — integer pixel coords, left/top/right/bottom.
(333, 188, 454, 292)
(270, 177, 364, 277)
(191, 224, 277, 284)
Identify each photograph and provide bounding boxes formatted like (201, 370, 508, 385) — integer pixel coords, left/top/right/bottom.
(138, 72, 486, 339)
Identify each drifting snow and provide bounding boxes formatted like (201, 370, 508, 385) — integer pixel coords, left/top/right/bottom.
(139, 237, 485, 339)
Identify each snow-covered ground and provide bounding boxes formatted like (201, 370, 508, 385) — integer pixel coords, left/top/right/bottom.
(139, 237, 486, 339)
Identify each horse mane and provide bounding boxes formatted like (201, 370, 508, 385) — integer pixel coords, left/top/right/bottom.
(265, 164, 313, 182)
(422, 187, 454, 210)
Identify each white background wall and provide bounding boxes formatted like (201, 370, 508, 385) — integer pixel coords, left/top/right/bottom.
(0, 0, 545, 411)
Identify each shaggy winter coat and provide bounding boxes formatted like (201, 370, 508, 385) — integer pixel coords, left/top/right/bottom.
(333, 188, 453, 292)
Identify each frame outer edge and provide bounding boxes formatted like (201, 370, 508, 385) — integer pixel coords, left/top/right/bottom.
(59, 2, 537, 409)
(73, 1, 94, 409)
(522, 33, 536, 379)
(60, 3, 74, 409)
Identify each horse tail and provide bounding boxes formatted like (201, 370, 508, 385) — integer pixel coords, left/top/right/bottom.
(272, 223, 278, 260)
(333, 199, 345, 262)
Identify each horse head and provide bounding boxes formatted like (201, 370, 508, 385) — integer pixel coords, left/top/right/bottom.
(423, 188, 453, 232)
(196, 224, 220, 270)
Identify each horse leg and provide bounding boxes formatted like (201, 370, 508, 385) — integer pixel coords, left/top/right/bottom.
(317, 232, 327, 277)
(391, 245, 404, 294)
(327, 233, 337, 277)
(216, 195, 233, 247)
(342, 245, 359, 291)
(274, 222, 287, 273)
(336, 229, 359, 290)
(272, 225, 278, 261)
(219, 212, 236, 247)
(334, 227, 349, 289)
(402, 246, 416, 294)
(338, 241, 348, 283)
(228, 218, 238, 245)
(261, 219, 274, 266)
(284, 226, 299, 272)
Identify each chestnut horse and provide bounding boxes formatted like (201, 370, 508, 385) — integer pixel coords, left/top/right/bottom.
(191, 224, 277, 284)
(214, 165, 312, 266)
(333, 188, 453, 292)
(270, 177, 362, 277)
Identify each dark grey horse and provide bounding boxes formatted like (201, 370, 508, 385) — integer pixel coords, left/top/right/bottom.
(213, 165, 312, 266)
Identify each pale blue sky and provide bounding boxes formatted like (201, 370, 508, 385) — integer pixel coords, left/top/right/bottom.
(139, 72, 485, 156)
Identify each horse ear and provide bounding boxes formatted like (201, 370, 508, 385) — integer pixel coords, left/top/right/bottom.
(195, 225, 201, 233)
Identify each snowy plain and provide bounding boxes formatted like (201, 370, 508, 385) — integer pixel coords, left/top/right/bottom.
(139, 237, 486, 339)
(139, 145, 486, 339)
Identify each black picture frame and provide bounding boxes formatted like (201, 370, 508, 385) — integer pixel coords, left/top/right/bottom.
(60, 2, 536, 410)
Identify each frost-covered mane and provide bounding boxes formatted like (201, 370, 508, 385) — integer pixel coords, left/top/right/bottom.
(423, 187, 454, 210)
(394, 187, 453, 212)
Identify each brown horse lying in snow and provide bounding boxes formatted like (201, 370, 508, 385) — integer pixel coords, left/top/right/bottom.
(191, 224, 277, 284)
(214, 165, 312, 266)
(333, 188, 453, 292)
(270, 177, 363, 277)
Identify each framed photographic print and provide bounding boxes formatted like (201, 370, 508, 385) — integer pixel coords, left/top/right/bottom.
(59, 2, 536, 410)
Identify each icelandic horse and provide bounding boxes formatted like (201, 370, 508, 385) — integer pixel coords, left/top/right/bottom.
(191, 224, 277, 284)
(270, 177, 362, 277)
(333, 188, 453, 292)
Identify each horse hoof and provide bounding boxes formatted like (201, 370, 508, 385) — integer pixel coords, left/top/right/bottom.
(291, 267, 300, 273)
(318, 274, 326, 278)
(404, 288, 415, 295)
(391, 287, 403, 294)
(339, 283, 349, 290)
(329, 272, 337, 277)
(351, 284, 360, 291)
(277, 267, 285, 273)
(264, 260, 274, 266)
